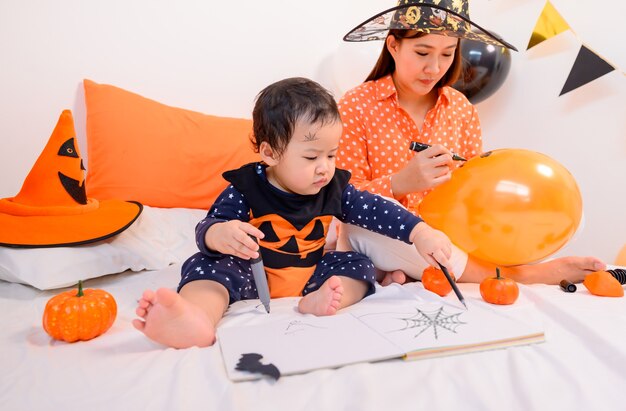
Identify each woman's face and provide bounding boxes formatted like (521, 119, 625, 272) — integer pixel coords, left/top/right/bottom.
(387, 33, 458, 97)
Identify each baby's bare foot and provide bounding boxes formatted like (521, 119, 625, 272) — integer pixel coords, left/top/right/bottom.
(379, 270, 408, 286)
(298, 276, 344, 316)
(132, 288, 215, 348)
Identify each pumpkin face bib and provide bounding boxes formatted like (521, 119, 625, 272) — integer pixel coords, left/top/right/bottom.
(223, 163, 350, 297)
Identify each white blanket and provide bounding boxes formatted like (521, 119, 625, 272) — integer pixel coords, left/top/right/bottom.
(1, 264, 625, 411)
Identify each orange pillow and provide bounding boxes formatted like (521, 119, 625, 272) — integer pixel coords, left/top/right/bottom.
(84, 79, 259, 209)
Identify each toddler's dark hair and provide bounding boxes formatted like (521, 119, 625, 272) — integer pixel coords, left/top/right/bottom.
(251, 77, 340, 156)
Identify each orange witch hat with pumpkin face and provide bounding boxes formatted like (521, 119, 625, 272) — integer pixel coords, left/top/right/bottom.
(0, 110, 142, 248)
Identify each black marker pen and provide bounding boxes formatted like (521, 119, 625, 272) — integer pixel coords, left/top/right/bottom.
(559, 279, 577, 293)
(409, 141, 467, 162)
(249, 235, 270, 313)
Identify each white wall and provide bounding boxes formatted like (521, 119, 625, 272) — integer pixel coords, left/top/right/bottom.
(0, 0, 624, 263)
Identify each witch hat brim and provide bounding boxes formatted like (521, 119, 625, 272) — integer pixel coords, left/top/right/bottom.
(0, 200, 142, 248)
(0, 110, 143, 248)
(343, 1, 518, 51)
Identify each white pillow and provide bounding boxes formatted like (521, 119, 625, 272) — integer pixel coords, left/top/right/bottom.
(0, 206, 207, 290)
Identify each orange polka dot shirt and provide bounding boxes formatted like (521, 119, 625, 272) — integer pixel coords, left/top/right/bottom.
(337, 74, 482, 215)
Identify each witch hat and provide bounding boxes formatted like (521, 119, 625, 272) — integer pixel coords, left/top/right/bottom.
(0, 110, 142, 248)
(343, 0, 517, 51)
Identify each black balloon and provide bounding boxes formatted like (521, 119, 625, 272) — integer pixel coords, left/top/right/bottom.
(452, 34, 512, 104)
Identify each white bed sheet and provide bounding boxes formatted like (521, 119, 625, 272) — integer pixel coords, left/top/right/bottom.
(1, 263, 626, 411)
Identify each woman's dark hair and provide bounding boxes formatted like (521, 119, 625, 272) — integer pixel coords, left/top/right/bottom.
(251, 77, 340, 156)
(365, 30, 463, 88)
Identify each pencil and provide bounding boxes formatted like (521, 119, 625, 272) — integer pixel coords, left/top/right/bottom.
(409, 141, 467, 162)
(436, 261, 468, 310)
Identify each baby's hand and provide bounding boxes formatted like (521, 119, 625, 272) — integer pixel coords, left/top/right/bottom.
(410, 222, 452, 269)
(205, 220, 264, 260)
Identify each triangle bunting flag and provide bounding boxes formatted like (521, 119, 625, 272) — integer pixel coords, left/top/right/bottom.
(560, 45, 616, 96)
(527, 1, 570, 50)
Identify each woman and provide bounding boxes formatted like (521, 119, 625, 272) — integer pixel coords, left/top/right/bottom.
(336, 0, 604, 285)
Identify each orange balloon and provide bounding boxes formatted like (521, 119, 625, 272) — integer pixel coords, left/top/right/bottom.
(419, 149, 582, 266)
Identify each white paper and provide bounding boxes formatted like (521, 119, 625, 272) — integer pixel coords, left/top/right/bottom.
(217, 313, 404, 381)
(217, 286, 545, 381)
(351, 298, 544, 359)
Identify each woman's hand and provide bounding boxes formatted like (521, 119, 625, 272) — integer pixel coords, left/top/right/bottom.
(204, 220, 265, 260)
(391, 144, 454, 198)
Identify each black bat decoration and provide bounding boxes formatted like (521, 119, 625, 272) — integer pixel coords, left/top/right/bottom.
(235, 353, 281, 380)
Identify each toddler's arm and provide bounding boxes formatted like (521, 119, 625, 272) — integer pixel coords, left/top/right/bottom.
(341, 184, 452, 269)
(340, 184, 422, 243)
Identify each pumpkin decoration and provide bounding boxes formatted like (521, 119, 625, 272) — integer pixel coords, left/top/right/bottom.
(583, 271, 624, 297)
(42, 280, 117, 342)
(480, 267, 519, 305)
(422, 266, 455, 297)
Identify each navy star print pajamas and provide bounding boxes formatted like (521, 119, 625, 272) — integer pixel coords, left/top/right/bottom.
(178, 166, 423, 305)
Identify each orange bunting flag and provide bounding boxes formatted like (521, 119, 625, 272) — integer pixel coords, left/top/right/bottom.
(560, 45, 616, 96)
(527, 1, 570, 50)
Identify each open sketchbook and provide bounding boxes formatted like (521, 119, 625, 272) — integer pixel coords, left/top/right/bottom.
(217, 285, 545, 381)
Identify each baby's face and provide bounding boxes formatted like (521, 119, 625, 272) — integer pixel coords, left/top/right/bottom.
(267, 119, 342, 196)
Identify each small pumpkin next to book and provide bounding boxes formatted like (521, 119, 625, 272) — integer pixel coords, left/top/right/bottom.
(480, 267, 519, 305)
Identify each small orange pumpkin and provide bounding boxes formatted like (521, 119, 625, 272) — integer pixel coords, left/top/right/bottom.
(583, 271, 624, 297)
(422, 266, 455, 297)
(480, 267, 519, 305)
(42, 280, 117, 342)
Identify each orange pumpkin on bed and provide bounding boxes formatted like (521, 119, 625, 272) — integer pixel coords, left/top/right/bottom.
(480, 267, 519, 305)
(422, 265, 455, 297)
(43, 281, 117, 342)
(583, 271, 624, 297)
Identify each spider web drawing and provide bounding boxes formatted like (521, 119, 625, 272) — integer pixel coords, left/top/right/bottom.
(393, 306, 466, 340)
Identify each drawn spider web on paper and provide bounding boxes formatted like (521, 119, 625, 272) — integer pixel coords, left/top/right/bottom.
(393, 306, 467, 340)
(284, 320, 327, 336)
